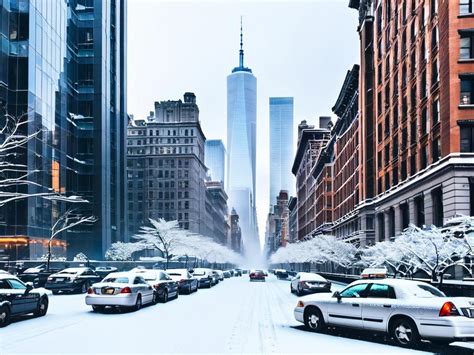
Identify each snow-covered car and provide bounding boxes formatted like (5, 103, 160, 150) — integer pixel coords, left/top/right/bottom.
(290, 272, 331, 296)
(0, 274, 49, 327)
(234, 269, 242, 277)
(85, 272, 156, 312)
(223, 270, 232, 278)
(191, 268, 214, 288)
(213, 270, 224, 281)
(45, 267, 102, 294)
(210, 270, 220, 285)
(249, 270, 266, 281)
(166, 269, 198, 294)
(95, 266, 118, 278)
(134, 269, 178, 302)
(294, 278, 474, 348)
(275, 269, 289, 279)
(17, 264, 62, 287)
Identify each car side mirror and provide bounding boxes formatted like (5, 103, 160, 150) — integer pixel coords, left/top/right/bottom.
(333, 291, 342, 302)
(25, 283, 34, 294)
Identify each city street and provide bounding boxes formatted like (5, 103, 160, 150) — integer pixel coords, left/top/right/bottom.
(0, 275, 440, 354)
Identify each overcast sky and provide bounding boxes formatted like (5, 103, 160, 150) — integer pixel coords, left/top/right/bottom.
(128, 0, 360, 248)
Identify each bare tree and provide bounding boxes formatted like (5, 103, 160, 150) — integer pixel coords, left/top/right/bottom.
(46, 209, 97, 271)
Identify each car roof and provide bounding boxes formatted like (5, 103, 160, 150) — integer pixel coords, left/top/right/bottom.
(297, 272, 327, 281)
(350, 278, 429, 288)
(0, 274, 18, 280)
(59, 267, 89, 273)
(103, 272, 138, 278)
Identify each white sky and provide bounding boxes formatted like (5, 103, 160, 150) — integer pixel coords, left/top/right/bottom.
(127, 0, 360, 249)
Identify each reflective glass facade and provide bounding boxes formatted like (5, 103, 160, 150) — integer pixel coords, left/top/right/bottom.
(269, 97, 294, 206)
(226, 37, 260, 260)
(205, 139, 225, 187)
(0, 0, 127, 260)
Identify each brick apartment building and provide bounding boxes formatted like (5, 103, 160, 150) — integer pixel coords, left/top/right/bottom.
(291, 0, 474, 246)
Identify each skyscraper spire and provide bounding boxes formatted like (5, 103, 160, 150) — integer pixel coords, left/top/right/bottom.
(239, 16, 244, 68)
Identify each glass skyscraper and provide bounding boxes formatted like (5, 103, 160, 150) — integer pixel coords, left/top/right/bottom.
(0, 0, 127, 260)
(205, 140, 226, 187)
(269, 97, 294, 206)
(226, 22, 260, 260)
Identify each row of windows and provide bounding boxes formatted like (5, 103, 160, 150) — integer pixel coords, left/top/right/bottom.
(128, 138, 195, 146)
(128, 128, 195, 137)
(127, 146, 197, 155)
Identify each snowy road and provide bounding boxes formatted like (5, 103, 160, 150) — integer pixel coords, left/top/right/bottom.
(0, 275, 442, 354)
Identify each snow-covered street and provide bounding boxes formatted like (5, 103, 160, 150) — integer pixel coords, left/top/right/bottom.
(0, 275, 440, 354)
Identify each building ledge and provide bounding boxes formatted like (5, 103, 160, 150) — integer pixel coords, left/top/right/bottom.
(459, 104, 474, 110)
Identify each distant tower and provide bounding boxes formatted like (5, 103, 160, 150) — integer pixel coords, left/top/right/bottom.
(227, 18, 260, 261)
(269, 97, 294, 206)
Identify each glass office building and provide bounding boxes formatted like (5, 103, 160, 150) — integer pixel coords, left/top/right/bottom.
(226, 24, 260, 260)
(205, 139, 226, 187)
(0, 0, 127, 260)
(269, 97, 294, 206)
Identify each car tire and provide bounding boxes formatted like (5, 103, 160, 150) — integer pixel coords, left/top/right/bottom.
(290, 284, 294, 293)
(0, 305, 10, 328)
(134, 295, 142, 312)
(297, 285, 303, 296)
(81, 281, 90, 294)
(34, 296, 48, 317)
(304, 307, 325, 333)
(187, 285, 192, 294)
(161, 290, 168, 303)
(175, 291, 179, 299)
(390, 317, 420, 348)
(151, 291, 158, 305)
(92, 305, 105, 313)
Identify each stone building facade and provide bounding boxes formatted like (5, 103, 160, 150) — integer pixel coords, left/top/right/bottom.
(127, 93, 229, 245)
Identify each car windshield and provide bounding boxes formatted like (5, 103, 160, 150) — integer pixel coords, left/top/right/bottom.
(103, 277, 129, 283)
(406, 284, 445, 298)
(58, 270, 80, 275)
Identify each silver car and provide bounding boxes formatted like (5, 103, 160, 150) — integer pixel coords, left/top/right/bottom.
(290, 272, 331, 296)
(294, 278, 474, 347)
(85, 272, 156, 312)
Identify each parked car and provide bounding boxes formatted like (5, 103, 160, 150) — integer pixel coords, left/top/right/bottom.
(223, 270, 232, 279)
(210, 271, 220, 285)
(95, 266, 118, 279)
(134, 269, 178, 303)
(0, 274, 49, 327)
(45, 267, 102, 294)
(249, 270, 266, 282)
(191, 268, 214, 288)
(290, 272, 331, 296)
(275, 269, 289, 279)
(294, 278, 474, 348)
(234, 269, 242, 277)
(86, 272, 156, 312)
(166, 269, 198, 294)
(214, 270, 224, 281)
(17, 264, 62, 288)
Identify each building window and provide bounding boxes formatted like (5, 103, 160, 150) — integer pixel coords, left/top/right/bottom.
(414, 195, 425, 227)
(400, 203, 410, 230)
(420, 71, 427, 99)
(420, 145, 428, 169)
(378, 123, 383, 143)
(410, 120, 417, 144)
(432, 187, 444, 226)
(384, 144, 390, 166)
(461, 0, 474, 15)
(388, 208, 395, 240)
(432, 137, 441, 162)
(410, 152, 417, 176)
(460, 75, 474, 105)
(460, 31, 474, 59)
(401, 159, 407, 180)
(431, 59, 439, 85)
(460, 125, 474, 152)
(421, 107, 428, 135)
(431, 26, 438, 50)
(378, 213, 385, 241)
(378, 150, 382, 170)
(432, 99, 439, 125)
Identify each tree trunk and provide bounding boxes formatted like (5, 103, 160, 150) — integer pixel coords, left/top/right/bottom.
(431, 269, 438, 282)
(46, 239, 52, 272)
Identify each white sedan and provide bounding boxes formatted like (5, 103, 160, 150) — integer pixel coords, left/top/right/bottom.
(85, 272, 156, 312)
(290, 272, 331, 296)
(294, 278, 474, 347)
